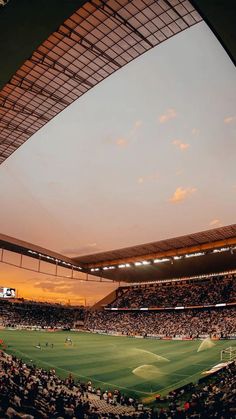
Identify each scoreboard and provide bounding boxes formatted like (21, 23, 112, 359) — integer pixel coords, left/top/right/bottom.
(0, 287, 16, 298)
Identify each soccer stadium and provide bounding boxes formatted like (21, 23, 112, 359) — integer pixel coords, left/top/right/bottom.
(0, 1, 236, 418)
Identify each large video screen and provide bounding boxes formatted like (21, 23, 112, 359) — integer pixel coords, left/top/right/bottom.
(0, 287, 16, 298)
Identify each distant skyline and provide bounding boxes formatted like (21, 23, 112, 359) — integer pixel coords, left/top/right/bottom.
(0, 21, 236, 304)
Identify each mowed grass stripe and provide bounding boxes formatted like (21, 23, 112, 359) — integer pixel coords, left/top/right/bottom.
(1, 330, 234, 400)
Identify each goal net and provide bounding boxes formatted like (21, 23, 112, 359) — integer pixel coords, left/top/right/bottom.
(220, 346, 236, 362)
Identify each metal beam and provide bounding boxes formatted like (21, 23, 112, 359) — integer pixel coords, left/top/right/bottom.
(0, 118, 34, 136)
(90, 0, 154, 48)
(31, 50, 93, 88)
(0, 96, 49, 122)
(0, 253, 112, 283)
(59, 23, 122, 69)
(9, 76, 69, 106)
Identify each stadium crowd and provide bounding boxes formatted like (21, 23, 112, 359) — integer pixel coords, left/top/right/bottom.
(0, 350, 141, 418)
(158, 360, 236, 418)
(86, 307, 236, 338)
(0, 300, 84, 329)
(110, 274, 236, 308)
(0, 350, 235, 418)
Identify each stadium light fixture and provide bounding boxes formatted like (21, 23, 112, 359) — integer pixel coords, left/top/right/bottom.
(72, 265, 82, 270)
(153, 258, 170, 263)
(213, 247, 230, 253)
(173, 256, 183, 260)
(185, 252, 205, 258)
(28, 250, 37, 255)
(142, 260, 151, 265)
(134, 262, 142, 266)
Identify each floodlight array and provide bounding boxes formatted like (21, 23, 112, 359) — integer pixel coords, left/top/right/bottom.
(27, 249, 82, 270)
(89, 246, 236, 272)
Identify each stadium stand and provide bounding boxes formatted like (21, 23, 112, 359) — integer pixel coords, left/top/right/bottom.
(86, 307, 236, 338)
(159, 360, 236, 418)
(0, 350, 140, 418)
(108, 273, 236, 309)
(0, 299, 85, 330)
(0, 350, 235, 418)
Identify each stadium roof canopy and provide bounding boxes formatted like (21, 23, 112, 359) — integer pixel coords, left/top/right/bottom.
(0, 0, 235, 165)
(0, 0, 202, 165)
(1, 225, 236, 283)
(0, 232, 84, 272)
(73, 224, 236, 281)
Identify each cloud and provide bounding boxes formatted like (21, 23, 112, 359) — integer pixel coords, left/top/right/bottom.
(169, 186, 197, 203)
(192, 128, 200, 135)
(34, 279, 74, 294)
(172, 139, 190, 150)
(209, 219, 222, 227)
(159, 108, 177, 124)
(137, 172, 159, 184)
(115, 137, 128, 147)
(224, 116, 236, 124)
(114, 120, 142, 148)
(62, 243, 100, 256)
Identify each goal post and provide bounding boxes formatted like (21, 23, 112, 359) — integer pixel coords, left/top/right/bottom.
(220, 346, 236, 362)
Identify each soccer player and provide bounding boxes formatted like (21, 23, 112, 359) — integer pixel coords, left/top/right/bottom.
(65, 337, 72, 345)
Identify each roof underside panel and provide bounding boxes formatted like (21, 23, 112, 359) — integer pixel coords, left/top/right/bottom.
(0, 0, 201, 164)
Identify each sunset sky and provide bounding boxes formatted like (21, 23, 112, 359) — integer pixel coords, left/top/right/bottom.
(0, 21, 236, 305)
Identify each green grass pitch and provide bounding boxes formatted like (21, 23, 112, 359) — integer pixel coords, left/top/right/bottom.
(0, 330, 234, 401)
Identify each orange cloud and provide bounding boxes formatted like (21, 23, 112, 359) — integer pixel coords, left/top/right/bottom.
(159, 108, 177, 123)
(114, 120, 142, 148)
(115, 137, 128, 147)
(224, 116, 236, 124)
(0, 263, 117, 306)
(62, 243, 99, 256)
(169, 186, 197, 203)
(209, 219, 222, 227)
(172, 139, 190, 150)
